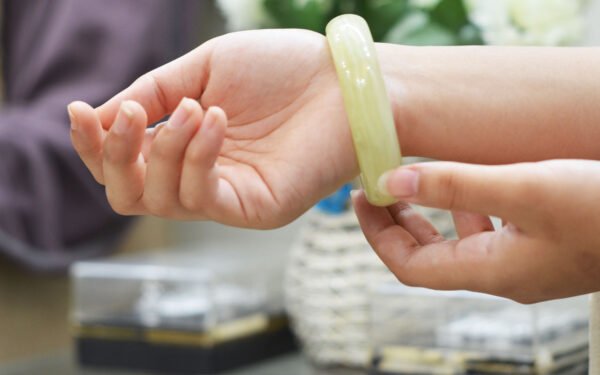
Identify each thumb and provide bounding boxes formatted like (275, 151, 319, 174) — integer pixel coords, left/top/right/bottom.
(379, 161, 543, 219)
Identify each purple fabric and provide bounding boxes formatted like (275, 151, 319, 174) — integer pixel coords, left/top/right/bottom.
(0, 0, 202, 271)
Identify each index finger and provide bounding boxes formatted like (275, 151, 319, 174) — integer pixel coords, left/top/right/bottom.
(68, 101, 106, 183)
(352, 190, 516, 295)
(95, 40, 214, 129)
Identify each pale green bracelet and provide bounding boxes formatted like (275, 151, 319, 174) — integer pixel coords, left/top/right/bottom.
(326, 14, 402, 207)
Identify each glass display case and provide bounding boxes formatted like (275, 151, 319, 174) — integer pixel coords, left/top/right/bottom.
(369, 282, 589, 375)
(71, 247, 296, 374)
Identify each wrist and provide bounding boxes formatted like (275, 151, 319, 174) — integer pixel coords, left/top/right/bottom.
(375, 43, 418, 158)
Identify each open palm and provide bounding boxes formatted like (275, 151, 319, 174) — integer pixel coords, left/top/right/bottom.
(70, 29, 358, 228)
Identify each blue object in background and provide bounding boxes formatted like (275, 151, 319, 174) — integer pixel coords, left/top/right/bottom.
(316, 184, 353, 214)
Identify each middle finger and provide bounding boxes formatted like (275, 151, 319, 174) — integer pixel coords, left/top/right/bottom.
(143, 98, 203, 216)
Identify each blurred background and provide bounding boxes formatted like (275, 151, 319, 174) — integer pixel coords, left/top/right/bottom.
(0, 0, 599, 374)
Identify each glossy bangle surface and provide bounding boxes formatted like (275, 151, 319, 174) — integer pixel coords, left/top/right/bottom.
(326, 14, 402, 206)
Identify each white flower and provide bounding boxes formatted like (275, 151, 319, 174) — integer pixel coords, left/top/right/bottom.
(467, 0, 586, 46)
(216, 0, 273, 31)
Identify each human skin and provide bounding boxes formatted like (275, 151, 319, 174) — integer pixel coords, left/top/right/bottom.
(68, 29, 600, 302)
(354, 160, 600, 304)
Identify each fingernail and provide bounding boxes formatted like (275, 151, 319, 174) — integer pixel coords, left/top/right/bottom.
(350, 189, 361, 200)
(67, 103, 78, 130)
(112, 101, 136, 134)
(168, 98, 196, 129)
(379, 168, 419, 198)
(202, 107, 218, 131)
(146, 121, 166, 136)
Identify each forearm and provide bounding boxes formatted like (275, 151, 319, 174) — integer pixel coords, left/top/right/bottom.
(378, 44, 600, 163)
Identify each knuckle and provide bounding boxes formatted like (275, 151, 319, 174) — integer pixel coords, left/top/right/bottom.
(142, 195, 174, 217)
(103, 138, 129, 165)
(111, 204, 133, 216)
(511, 171, 553, 218)
(395, 274, 419, 288)
(106, 194, 135, 216)
(137, 74, 169, 115)
(376, 240, 421, 288)
(72, 138, 101, 158)
(487, 276, 539, 305)
(150, 136, 176, 161)
(513, 176, 542, 203)
(510, 293, 539, 305)
(434, 171, 463, 210)
(80, 158, 105, 185)
(512, 163, 555, 204)
(179, 194, 202, 212)
(488, 280, 513, 301)
(185, 146, 208, 166)
(91, 172, 105, 185)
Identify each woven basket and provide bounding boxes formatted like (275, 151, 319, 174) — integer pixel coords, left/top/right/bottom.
(284, 205, 456, 368)
(285, 209, 392, 367)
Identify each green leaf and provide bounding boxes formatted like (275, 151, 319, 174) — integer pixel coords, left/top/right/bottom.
(363, 0, 410, 41)
(457, 23, 484, 45)
(264, 0, 332, 32)
(424, 0, 483, 45)
(332, 0, 365, 15)
(261, 0, 483, 45)
(429, 0, 470, 33)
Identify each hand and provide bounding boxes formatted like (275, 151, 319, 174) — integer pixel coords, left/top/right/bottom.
(353, 159, 600, 303)
(69, 29, 359, 228)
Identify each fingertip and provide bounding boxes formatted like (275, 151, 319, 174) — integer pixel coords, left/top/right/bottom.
(377, 171, 393, 197)
(352, 189, 422, 277)
(167, 98, 203, 130)
(452, 211, 494, 239)
(120, 101, 136, 118)
(67, 101, 79, 122)
(181, 97, 202, 112)
(351, 190, 377, 229)
(110, 100, 149, 137)
(381, 167, 420, 199)
(104, 101, 148, 165)
(205, 106, 228, 128)
(68, 101, 106, 184)
(145, 121, 167, 137)
(68, 101, 95, 131)
(350, 189, 367, 208)
(198, 106, 227, 145)
(183, 106, 226, 170)
(185, 98, 205, 126)
(207, 105, 224, 114)
(352, 190, 394, 235)
(68, 100, 94, 113)
(121, 100, 148, 123)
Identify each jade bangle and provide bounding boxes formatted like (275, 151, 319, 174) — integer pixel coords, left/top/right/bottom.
(326, 14, 402, 207)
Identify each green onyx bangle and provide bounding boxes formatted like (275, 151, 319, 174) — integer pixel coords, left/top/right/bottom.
(326, 14, 402, 207)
